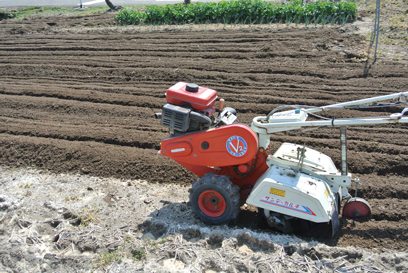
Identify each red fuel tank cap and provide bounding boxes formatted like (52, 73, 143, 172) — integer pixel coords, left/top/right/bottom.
(186, 83, 199, 92)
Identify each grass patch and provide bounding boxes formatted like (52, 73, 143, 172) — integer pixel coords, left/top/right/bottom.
(92, 238, 148, 270)
(93, 247, 146, 269)
(359, 0, 408, 48)
(94, 248, 126, 268)
(1, 7, 76, 19)
(380, 36, 408, 46)
(0, 5, 127, 20)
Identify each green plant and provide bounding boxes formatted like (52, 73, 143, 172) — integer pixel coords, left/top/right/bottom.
(0, 10, 16, 20)
(115, 0, 358, 26)
(93, 239, 146, 269)
(131, 249, 146, 261)
(78, 207, 99, 227)
(94, 249, 125, 268)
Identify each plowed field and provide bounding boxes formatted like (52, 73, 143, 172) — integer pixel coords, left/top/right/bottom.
(1, 13, 407, 251)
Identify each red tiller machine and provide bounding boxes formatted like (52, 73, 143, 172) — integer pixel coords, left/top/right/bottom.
(156, 82, 408, 234)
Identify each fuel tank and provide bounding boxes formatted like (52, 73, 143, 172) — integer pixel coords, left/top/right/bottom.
(166, 82, 218, 111)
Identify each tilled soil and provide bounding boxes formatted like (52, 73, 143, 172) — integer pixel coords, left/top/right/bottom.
(0, 11, 407, 255)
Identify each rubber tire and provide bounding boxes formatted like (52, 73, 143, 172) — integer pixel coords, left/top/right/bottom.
(189, 172, 240, 225)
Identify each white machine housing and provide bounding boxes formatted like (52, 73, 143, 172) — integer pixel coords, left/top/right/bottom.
(247, 143, 348, 223)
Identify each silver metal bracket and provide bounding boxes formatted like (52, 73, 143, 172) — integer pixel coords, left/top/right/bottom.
(296, 145, 306, 174)
(340, 126, 348, 176)
(352, 177, 363, 198)
(399, 92, 407, 103)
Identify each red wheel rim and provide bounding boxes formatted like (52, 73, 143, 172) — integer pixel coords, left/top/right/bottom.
(198, 190, 226, 217)
(343, 200, 371, 218)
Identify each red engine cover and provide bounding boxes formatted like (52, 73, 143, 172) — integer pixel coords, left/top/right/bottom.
(166, 82, 217, 111)
(160, 124, 258, 167)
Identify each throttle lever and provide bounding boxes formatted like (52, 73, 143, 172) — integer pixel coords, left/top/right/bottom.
(390, 107, 408, 119)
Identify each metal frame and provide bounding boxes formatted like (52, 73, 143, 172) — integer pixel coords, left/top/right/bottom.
(252, 92, 408, 145)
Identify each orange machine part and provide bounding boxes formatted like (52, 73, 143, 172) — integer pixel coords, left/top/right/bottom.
(166, 82, 218, 111)
(161, 124, 258, 167)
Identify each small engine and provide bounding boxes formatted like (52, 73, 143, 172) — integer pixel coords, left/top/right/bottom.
(156, 82, 237, 136)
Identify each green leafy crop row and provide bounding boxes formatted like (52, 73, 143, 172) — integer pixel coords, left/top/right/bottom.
(115, 0, 358, 26)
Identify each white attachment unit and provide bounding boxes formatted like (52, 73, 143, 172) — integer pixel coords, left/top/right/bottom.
(271, 143, 352, 196)
(272, 143, 338, 174)
(246, 165, 335, 223)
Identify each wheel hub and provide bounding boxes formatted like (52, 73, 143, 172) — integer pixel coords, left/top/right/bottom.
(198, 190, 225, 217)
(353, 209, 361, 217)
(209, 195, 220, 205)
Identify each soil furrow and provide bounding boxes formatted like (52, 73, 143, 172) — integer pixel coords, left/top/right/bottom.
(334, 219, 408, 250)
(369, 198, 408, 221)
(0, 133, 192, 182)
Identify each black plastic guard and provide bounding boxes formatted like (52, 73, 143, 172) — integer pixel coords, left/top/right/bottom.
(331, 197, 340, 236)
